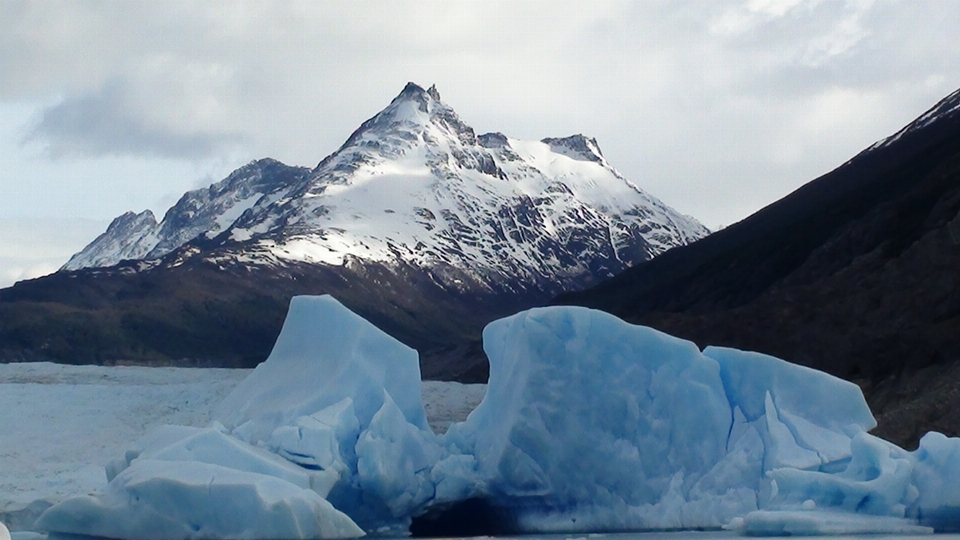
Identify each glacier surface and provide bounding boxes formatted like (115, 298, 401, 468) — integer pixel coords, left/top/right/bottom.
(35, 295, 960, 538)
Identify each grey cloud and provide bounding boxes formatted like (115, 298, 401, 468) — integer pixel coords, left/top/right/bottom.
(3, 0, 960, 228)
(24, 80, 245, 160)
(723, 1, 960, 99)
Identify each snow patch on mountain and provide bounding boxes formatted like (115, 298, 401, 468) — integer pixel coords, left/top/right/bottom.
(866, 87, 960, 153)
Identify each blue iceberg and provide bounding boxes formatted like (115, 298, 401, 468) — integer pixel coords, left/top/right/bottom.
(35, 296, 960, 538)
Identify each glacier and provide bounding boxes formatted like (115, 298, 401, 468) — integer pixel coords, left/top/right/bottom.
(35, 295, 960, 538)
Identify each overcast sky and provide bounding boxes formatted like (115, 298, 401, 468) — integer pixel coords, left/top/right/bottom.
(3, 0, 960, 287)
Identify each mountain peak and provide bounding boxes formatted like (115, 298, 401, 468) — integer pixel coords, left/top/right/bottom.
(61, 210, 159, 271)
(66, 83, 709, 284)
(542, 134, 605, 163)
(389, 82, 443, 112)
(395, 82, 441, 102)
(331, 82, 475, 158)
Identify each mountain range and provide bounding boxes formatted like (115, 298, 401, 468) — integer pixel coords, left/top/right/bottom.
(0, 83, 706, 376)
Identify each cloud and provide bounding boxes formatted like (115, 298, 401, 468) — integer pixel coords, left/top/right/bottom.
(2, 0, 960, 227)
(24, 80, 246, 159)
(0, 217, 108, 287)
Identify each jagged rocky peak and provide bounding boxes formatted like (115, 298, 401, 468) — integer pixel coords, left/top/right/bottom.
(478, 132, 509, 148)
(61, 210, 159, 271)
(63, 158, 311, 271)
(113, 210, 158, 230)
(542, 134, 605, 163)
(171, 158, 302, 212)
(335, 82, 476, 154)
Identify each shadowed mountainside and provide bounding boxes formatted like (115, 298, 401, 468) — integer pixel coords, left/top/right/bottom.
(556, 88, 960, 448)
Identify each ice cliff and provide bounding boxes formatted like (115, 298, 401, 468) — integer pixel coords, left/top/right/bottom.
(36, 296, 960, 538)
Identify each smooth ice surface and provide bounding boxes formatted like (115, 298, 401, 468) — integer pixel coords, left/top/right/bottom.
(704, 347, 876, 433)
(36, 459, 363, 540)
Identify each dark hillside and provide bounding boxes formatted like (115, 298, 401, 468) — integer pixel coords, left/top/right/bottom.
(0, 248, 535, 370)
(557, 89, 960, 448)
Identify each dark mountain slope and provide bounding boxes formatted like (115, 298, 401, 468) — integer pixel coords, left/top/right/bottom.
(557, 88, 960, 447)
(0, 247, 534, 369)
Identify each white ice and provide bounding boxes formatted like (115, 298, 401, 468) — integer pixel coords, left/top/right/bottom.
(728, 510, 933, 536)
(0, 356, 483, 534)
(17, 297, 960, 537)
(215, 296, 430, 443)
(35, 459, 363, 540)
(0, 363, 247, 528)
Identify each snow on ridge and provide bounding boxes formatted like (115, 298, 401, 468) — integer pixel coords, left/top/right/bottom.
(61, 210, 160, 271)
(865, 86, 960, 154)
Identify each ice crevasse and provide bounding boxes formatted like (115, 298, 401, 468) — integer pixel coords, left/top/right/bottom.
(35, 295, 960, 539)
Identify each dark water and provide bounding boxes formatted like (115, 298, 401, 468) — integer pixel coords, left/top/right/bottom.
(391, 533, 959, 540)
(31, 532, 960, 540)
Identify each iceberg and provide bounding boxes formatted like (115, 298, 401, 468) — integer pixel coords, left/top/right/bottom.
(442, 306, 739, 531)
(433, 308, 884, 532)
(912, 431, 960, 531)
(215, 295, 430, 441)
(213, 295, 442, 533)
(33, 296, 960, 538)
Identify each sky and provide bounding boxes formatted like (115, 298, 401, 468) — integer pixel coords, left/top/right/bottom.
(2, 0, 960, 288)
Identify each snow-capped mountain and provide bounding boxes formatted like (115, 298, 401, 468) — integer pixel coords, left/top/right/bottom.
(65, 83, 707, 297)
(63, 160, 310, 270)
(64, 209, 160, 270)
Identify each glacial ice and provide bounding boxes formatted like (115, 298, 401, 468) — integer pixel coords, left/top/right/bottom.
(215, 295, 430, 442)
(211, 296, 441, 533)
(35, 459, 363, 540)
(34, 296, 960, 538)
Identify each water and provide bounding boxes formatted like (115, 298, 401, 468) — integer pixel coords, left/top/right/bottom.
(23, 530, 960, 540)
(395, 533, 958, 540)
